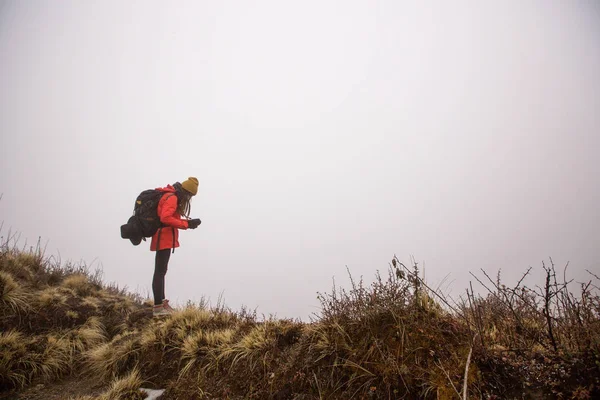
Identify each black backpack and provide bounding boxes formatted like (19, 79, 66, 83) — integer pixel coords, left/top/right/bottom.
(121, 189, 171, 245)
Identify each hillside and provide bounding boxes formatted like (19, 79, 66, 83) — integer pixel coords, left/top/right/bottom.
(1, 245, 598, 399)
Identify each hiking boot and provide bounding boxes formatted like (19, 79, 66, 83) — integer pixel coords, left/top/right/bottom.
(153, 304, 169, 317)
(162, 299, 175, 312)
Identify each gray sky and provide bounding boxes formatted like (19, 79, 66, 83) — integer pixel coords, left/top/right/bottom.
(1, 1, 599, 319)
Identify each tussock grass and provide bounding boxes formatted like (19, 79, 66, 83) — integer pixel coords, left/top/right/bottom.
(38, 333, 73, 380)
(0, 244, 146, 392)
(85, 332, 141, 381)
(37, 286, 68, 309)
(69, 368, 144, 400)
(81, 295, 102, 310)
(62, 274, 97, 297)
(0, 321, 107, 391)
(77, 317, 107, 348)
(179, 328, 236, 377)
(217, 323, 275, 371)
(1, 235, 599, 399)
(0, 252, 35, 282)
(0, 330, 34, 388)
(101, 368, 144, 400)
(0, 271, 28, 313)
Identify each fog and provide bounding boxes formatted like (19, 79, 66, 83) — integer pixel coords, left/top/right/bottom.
(1, 1, 599, 319)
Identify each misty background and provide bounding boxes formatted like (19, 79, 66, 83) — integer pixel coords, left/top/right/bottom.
(1, 1, 599, 320)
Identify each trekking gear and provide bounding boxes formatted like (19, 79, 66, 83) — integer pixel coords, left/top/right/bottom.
(153, 304, 169, 316)
(162, 299, 175, 312)
(188, 218, 201, 229)
(121, 189, 174, 245)
(149, 187, 189, 251)
(133, 189, 167, 236)
(181, 177, 199, 195)
(120, 216, 143, 245)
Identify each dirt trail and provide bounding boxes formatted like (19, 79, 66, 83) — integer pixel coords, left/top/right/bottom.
(0, 376, 105, 400)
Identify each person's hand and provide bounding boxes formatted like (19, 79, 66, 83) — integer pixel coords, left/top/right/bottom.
(188, 218, 201, 229)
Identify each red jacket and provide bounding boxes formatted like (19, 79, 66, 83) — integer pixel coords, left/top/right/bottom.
(150, 185, 189, 251)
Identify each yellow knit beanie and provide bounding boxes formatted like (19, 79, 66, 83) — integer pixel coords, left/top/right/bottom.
(181, 177, 199, 196)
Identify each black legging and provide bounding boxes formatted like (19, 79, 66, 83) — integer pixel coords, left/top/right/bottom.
(153, 249, 171, 305)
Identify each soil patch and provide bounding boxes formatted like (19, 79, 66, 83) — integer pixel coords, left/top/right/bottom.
(0, 376, 104, 400)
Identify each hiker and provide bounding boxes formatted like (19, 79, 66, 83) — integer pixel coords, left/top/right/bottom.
(151, 177, 201, 316)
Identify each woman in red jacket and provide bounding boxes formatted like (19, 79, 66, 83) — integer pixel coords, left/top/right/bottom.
(151, 177, 201, 316)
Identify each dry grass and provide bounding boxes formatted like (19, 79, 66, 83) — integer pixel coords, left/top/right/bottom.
(0, 252, 36, 282)
(1, 241, 599, 399)
(38, 333, 73, 380)
(0, 271, 28, 313)
(0, 247, 146, 392)
(85, 332, 141, 381)
(0, 330, 34, 388)
(217, 323, 275, 371)
(37, 286, 68, 309)
(62, 274, 97, 297)
(69, 368, 144, 400)
(459, 260, 600, 397)
(100, 368, 145, 400)
(77, 317, 107, 348)
(179, 328, 236, 377)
